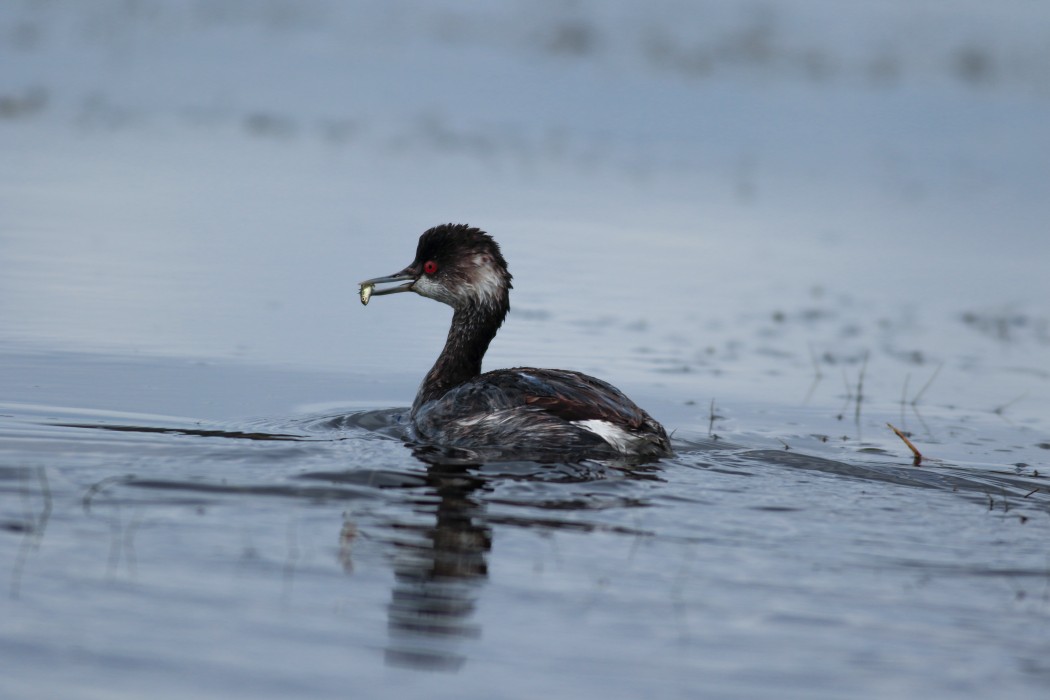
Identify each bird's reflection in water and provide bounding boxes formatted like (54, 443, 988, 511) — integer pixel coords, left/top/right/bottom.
(383, 445, 493, 671)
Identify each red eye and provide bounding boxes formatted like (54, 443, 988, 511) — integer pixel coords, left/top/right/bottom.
(423, 260, 438, 275)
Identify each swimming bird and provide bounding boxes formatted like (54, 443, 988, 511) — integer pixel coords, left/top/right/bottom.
(360, 224, 672, 461)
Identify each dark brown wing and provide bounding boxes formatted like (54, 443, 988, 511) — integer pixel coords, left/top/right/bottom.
(410, 367, 671, 458)
(513, 368, 656, 431)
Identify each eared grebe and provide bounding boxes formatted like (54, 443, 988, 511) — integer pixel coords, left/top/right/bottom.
(360, 224, 672, 460)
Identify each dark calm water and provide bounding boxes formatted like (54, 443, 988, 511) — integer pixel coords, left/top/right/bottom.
(2, 2, 1050, 698)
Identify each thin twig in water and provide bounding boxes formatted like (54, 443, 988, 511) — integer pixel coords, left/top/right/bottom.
(992, 392, 1028, 417)
(854, 351, 869, 424)
(887, 422, 923, 466)
(836, 362, 853, 421)
(900, 372, 910, 427)
(910, 362, 943, 406)
(11, 467, 52, 599)
(803, 343, 823, 404)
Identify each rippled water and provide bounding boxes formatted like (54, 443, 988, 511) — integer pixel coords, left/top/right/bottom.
(2, 348, 1049, 699)
(2, 2, 1050, 698)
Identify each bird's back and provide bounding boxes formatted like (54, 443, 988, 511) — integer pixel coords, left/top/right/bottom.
(410, 367, 672, 459)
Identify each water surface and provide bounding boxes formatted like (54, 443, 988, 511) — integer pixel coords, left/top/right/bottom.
(2, 2, 1049, 698)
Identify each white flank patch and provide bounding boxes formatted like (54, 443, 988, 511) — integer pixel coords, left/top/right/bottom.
(573, 419, 642, 453)
(453, 410, 515, 429)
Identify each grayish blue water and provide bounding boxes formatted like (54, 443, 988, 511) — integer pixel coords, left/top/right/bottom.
(2, 2, 1049, 698)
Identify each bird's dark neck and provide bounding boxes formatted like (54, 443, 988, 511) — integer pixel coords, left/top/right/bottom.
(413, 302, 507, 412)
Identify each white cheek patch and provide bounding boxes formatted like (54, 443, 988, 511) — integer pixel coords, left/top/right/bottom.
(468, 256, 505, 308)
(413, 275, 456, 306)
(412, 257, 507, 309)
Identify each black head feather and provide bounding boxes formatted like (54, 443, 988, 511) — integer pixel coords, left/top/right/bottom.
(410, 224, 513, 311)
(414, 225, 509, 274)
